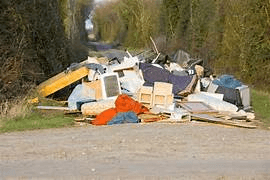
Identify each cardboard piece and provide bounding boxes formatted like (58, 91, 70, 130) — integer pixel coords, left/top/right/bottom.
(84, 80, 102, 100)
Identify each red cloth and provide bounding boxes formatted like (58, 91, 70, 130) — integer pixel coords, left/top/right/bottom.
(115, 94, 149, 114)
(91, 108, 117, 125)
(92, 94, 149, 126)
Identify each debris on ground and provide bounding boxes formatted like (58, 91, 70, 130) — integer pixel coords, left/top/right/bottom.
(35, 48, 257, 129)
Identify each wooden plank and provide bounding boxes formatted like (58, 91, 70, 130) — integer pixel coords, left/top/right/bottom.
(191, 114, 257, 129)
(37, 106, 70, 111)
(138, 113, 167, 123)
(37, 66, 89, 97)
(157, 118, 190, 123)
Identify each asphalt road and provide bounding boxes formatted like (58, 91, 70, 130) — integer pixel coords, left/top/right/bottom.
(1, 122, 270, 179)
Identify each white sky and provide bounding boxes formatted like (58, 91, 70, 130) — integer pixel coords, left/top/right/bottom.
(86, 0, 112, 30)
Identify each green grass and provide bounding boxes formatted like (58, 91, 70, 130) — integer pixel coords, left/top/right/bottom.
(251, 89, 270, 128)
(1, 111, 74, 133)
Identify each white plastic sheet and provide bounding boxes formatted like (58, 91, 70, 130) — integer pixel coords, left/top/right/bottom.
(68, 84, 95, 110)
(188, 92, 238, 113)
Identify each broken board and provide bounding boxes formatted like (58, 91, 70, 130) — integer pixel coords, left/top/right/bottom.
(138, 113, 167, 123)
(191, 113, 257, 129)
(37, 66, 89, 97)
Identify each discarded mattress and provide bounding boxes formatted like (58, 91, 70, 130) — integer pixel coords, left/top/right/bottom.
(139, 63, 197, 96)
(81, 99, 115, 115)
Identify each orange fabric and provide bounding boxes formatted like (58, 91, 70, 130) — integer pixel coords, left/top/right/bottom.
(91, 108, 117, 125)
(115, 94, 149, 114)
(92, 94, 149, 126)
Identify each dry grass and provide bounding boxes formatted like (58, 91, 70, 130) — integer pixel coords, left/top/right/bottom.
(0, 95, 75, 133)
(0, 97, 31, 130)
(0, 98, 31, 121)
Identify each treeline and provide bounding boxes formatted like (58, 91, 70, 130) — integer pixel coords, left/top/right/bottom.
(93, 0, 270, 91)
(0, 0, 92, 100)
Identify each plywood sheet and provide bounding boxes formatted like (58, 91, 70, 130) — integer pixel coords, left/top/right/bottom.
(37, 66, 89, 97)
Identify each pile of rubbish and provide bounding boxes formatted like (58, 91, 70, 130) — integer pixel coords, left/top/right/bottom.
(37, 49, 256, 128)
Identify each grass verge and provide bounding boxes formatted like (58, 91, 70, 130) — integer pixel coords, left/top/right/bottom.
(1, 110, 74, 133)
(251, 89, 270, 128)
(0, 96, 74, 133)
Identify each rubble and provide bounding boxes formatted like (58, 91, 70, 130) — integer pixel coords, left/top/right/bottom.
(36, 49, 257, 128)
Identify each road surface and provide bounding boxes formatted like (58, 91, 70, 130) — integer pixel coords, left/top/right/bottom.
(1, 122, 270, 179)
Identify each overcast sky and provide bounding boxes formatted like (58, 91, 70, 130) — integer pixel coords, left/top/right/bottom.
(86, 0, 113, 30)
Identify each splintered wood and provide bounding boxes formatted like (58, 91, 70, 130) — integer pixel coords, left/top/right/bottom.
(191, 114, 257, 129)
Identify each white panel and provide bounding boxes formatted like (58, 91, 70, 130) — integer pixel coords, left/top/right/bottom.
(100, 73, 121, 99)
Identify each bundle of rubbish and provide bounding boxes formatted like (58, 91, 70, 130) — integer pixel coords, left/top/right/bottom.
(37, 49, 256, 128)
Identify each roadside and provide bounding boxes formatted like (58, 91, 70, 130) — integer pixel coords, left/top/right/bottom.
(1, 122, 270, 179)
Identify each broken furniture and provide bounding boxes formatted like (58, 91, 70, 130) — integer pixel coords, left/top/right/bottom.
(152, 82, 173, 108)
(137, 86, 153, 108)
(137, 82, 174, 109)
